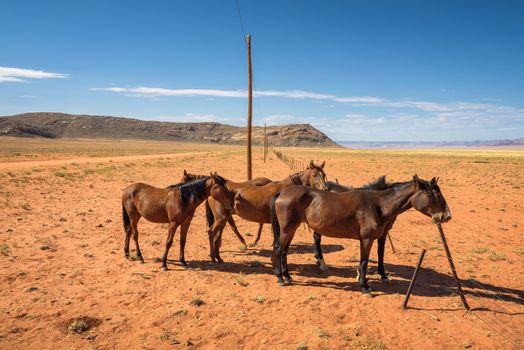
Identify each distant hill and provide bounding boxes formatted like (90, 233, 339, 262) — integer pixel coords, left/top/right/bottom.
(339, 138, 524, 148)
(0, 112, 340, 147)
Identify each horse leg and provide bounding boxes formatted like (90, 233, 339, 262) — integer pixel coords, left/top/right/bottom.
(208, 214, 227, 263)
(179, 220, 191, 267)
(313, 232, 329, 272)
(226, 215, 247, 249)
(161, 222, 178, 271)
(377, 232, 389, 281)
(251, 223, 264, 247)
(212, 227, 225, 264)
(129, 216, 144, 263)
(358, 238, 374, 296)
(272, 242, 285, 286)
(282, 241, 293, 285)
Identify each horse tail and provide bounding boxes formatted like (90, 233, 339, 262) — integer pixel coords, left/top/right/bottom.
(270, 192, 281, 268)
(205, 199, 214, 229)
(122, 204, 131, 233)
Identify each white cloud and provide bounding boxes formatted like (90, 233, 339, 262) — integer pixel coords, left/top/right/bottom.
(91, 85, 524, 141)
(0, 66, 68, 83)
(90, 86, 383, 104)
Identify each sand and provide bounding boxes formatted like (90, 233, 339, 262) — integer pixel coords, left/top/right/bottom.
(0, 143, 523, 349)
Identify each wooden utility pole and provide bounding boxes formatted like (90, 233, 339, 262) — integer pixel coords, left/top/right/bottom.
(246, 34, 253, 180)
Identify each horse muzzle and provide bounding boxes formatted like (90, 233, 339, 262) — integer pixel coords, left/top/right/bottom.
(432, 211, 451, 224)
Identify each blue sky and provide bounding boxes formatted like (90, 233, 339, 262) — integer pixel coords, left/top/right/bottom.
(1, 0, 523, 141)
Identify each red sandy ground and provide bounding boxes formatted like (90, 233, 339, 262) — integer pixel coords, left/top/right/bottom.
(0, 147, 523, 349)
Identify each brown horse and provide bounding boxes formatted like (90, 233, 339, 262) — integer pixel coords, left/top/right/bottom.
(314, 178, 400, 272)
(206, 160, 328, 263)
(121, 173, 234, 270)
(270, 175, 451, 296)
(182, 170, 271, 249)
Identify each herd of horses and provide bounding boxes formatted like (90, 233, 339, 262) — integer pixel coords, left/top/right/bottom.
(121, 161, 451, 296)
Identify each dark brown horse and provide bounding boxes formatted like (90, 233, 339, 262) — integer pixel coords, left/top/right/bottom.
(121, 173, 234, 270)
(206, 161, 328, 263)
(182, 170, 271, 249)
(313, 178, 397, 272)
(270, 175, 451, 296)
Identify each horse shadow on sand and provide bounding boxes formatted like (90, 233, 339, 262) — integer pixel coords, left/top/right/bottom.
(159, 243, 524, 314)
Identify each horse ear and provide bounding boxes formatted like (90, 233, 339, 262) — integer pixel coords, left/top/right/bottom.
(309, 160, 314, 169)
(183, 169, 187, 175)
(413, 175, 428, 190)
(320, 161, 325, 169)
(209, 172, 215, 179)
(430, 177, 437, 186)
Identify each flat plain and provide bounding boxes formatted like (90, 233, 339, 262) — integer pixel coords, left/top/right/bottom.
(0, 137, 523, 349)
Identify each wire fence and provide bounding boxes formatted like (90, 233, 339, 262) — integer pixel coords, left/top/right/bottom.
(273, 150, 307, 172)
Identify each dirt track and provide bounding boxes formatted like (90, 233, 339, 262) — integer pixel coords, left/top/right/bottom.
(0, 146, 523, 349)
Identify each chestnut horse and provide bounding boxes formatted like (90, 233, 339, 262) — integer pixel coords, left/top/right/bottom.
(122, 173, 234, 270)
(270, 175, 451, 296)
(206, 160, 328, 263)
(182, 170, 271, 249)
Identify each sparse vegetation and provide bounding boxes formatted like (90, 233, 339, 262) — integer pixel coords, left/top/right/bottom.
(488, 251, 506, 261)
(0, 243, 10, 256)
(235, 276, 249, 287)
(472, 247, 489, 254)
(190, 297, 205, 307)
(254, 295, 265, 303)
(160, 331, 180, 345)
(69, 319, 89, 333)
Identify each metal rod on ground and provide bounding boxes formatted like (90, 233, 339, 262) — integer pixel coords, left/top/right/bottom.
(246, 34, 253, 180)
(387, 233, 396, 254)
(437, 223, 470, 310)
(403, 249, 426, 309)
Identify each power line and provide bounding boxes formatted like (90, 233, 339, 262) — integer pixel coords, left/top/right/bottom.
(235, 0, 247, 46)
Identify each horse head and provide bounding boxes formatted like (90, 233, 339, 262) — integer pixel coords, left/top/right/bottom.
(302, 160, 328, 191)
(208, 172, 234, 211)
(411, 175, 451, 223)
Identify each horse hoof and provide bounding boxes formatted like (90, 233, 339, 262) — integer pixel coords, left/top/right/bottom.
(362, 291, 374, 298)
(249, 242, 257, 247)
(161, 266, 168, 271)
(277, 278, 285, 286)
(138, 258, 144, 264)
(381, 277, 391, 283)
(180, 260, 188, 267)
(284, 278, 293, 285)
(217, 259, 224, 264)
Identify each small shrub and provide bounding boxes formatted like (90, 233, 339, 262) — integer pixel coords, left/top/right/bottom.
(20, 203, 31, 211)
(488, 251, 506, 261)
(0, 243, 10, 256)
(170, 309, 188, 318)
(471, 247, 489, 254)
(254, 295, 265, 304)
(190, 297, 205, 307)
(69, 319, 89, 333)
(235, 276, 249, 287)
(315, 327, 330, 339)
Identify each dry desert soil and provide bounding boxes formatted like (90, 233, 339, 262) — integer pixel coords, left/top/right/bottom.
(0, 138, 523, 349)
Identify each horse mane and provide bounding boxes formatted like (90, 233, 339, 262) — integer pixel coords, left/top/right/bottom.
(358, 176, 412, 191)
(178, 177, 210, 205)
(359, 176, 389, 190)
(165, 173, 207, 189)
